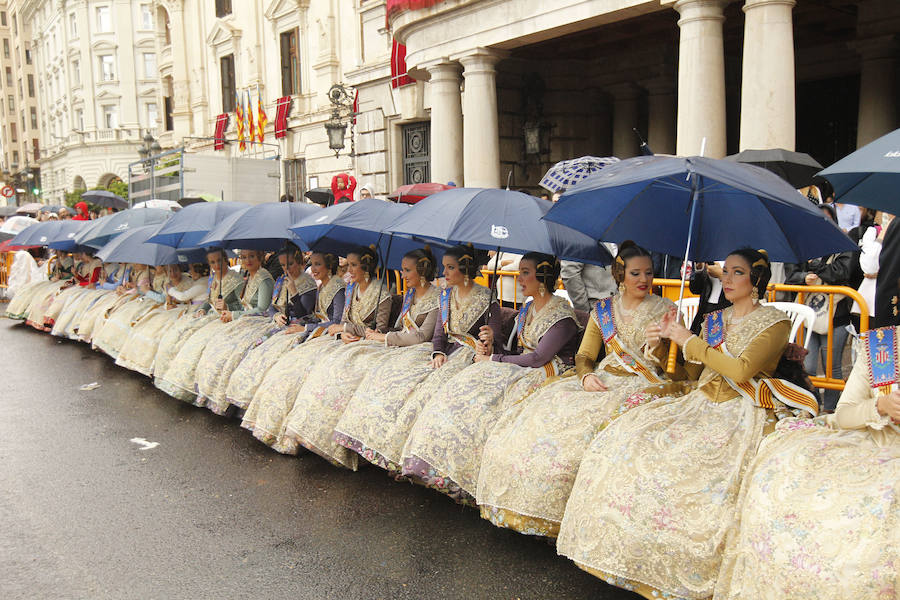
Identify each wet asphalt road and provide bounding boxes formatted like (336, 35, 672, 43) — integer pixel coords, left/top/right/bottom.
(0, 319, 639, 600)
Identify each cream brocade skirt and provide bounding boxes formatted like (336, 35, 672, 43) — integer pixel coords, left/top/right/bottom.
(6, 279, 55, 319)
(556, 391, 773, 600)
(476, 370, 652, 537)
(39, 284, 83, 326)
(713, 418, 900, 600)
(115, 305, 189, 376)
(50, 288, 108, 338)
(195, 316, 282, 415)
(225, 329, 307, 409)
(76, 291, 130, 343)
(240, 335, 335, 453)
(153, 314, 221, 399)
(93, 297, 161, 359)
(152, 312, 214, 383)
(400, 359, 551, 498)
(282, 339, 393, 470)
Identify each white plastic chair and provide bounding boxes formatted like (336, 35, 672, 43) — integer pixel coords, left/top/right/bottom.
(762, 301, 815, 349)
(676, 297, 700, 328)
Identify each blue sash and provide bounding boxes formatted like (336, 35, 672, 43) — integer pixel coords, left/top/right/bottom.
(593, 297, 616, 342)
(400, 287, 415, 319)
(704, 310, 725, 348)
(342, 282, 357, 321)
(272, 275, 285, 304)
(206, 272, 214, 298)
(516, 300, 531, 339)
(864, 326, 899, 388)
(439, 286, 452, 333)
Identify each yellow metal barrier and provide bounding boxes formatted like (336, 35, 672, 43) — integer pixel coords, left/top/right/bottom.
(0, 251, 11, 289)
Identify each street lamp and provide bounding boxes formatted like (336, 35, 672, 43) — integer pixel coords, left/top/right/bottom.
(323, 83, 356, 159)
(137, 130, 159, 204)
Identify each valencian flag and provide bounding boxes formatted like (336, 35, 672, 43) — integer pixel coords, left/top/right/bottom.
(235, 91, 246, 151)
(257, 86, 267, 143)
(246, 89, 255, 146)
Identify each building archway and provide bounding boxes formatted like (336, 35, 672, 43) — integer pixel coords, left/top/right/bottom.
(97, 173, 122, 189)
(73, 175, 86, 191)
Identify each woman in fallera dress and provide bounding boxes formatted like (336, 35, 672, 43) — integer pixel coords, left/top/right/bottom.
(231, 252, 345, 415)
(278, 246, 395, 466)
(49, 261, 123, 340)
(196, 245, 317, 415)
(33, 251, 101, 331)
(400, 252, 579, 504)
(556, 248, 819, 600)
(69, 263, 134, 343)
(7, 250, 72, 320)
(714, 327, 900, 600)
(149, 263, 213, 379)
(92, 264, 159, 358)
(154, 248, 244, 401)
(477, 242, 681, 536)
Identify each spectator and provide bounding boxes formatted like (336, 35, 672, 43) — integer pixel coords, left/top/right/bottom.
(560, 244, 617, 312)
(850, 213, 889, 332)
(358, 184, 374, 200)
(539, 192, 550, 201)
(873, 212, 900, 328)
(688, 261, 731, 334)
(331, 173, 357, 204)
(72, 201, 91, 220)
(484, 251, 522, 308)
(58, 207, 71, 219)
(835, 202, 862, 233)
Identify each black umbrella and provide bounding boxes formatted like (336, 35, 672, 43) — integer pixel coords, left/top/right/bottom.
(724, 148, 823, 188)
(304, 187, 334, 206)
(81, 189, 128, 209)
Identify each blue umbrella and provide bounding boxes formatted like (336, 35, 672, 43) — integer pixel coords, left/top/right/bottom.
(385, 188, 612, 265)
(197, 202, 320, 250)
(545, 155, 856, 263)
(147, 201, 250, 248)
(289, 198, 444, 270)
(540, 156, 620, 193)
(74, 207, 173, 249)
(95, 225, 208, 266)
(818, 127, 900, 212)
(10, 220, 86, 247)
(81, 189, 128, 209)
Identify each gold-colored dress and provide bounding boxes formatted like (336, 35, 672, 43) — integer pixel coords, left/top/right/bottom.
(400, 295, 578, 503)
(476, 294, 677, 537)
(229, 275, 345, 411)
(278, 280, 393, 468)
(92, 269, 159, 359)
(557, 305, 792, 600)
(714, 329, 900, 600)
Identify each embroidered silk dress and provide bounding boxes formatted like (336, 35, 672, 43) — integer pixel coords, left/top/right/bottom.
(476, 293, 678, 537)
(5, 253, 71, 320)
(714, 327, 900, 600)
(400, 294, 575, 503)
(556, 305, 812, 600)
(278, 279, 394, 467)
(92, 268, 160, 359)
(231, 275, 345, 412)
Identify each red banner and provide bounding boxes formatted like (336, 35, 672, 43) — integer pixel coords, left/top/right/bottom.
(213, 113, 229, 150)
(274, 96, 292, 139)
(386, 0, 445, 21)
(391, 40, 414, 89)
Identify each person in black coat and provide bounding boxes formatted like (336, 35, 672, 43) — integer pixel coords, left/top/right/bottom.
(688, 262, 731, 334)
(874, 214, 900, 328)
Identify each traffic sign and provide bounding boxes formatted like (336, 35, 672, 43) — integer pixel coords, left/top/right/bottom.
(1, 185, 14, 198)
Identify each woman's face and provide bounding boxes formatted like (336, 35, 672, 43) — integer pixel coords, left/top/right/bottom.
(240, 250, 261, 273)
(207, 251, 225, 275)
(401, 256, 422, 288)
(622, 256, 653, 300)
(442, 255, 464, 287)
(722, 254, 755, 303)
(189, 264, 203, 280)
(279, 253, 303, 279)
(309, 253, 329, 280)
(167, 265, 182, 282)
(517, 259, 541, 298)
(346, 253, 365, 283)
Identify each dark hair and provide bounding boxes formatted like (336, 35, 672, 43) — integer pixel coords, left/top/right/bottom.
(727, 247, 771, 298)
(191, 262, 210, 277)
(612, 240, 653, 284)
(818, 203, 837, 223)
(445, 244, 487, 280)
(521, 252, 560, 290)
(205, 247, 228, 262)
(277, 244, 305, 266)
(311, 251, 338, 275)
(349, 245, 379, 277)
(404, 247, 436, 281)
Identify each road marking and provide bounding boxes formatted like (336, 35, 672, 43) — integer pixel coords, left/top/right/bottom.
(129, 437, 160, 450)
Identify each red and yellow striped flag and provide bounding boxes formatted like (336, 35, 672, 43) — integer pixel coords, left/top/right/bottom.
(235, 91, 245, 151)
(245, 89, 255, 145)
(257, 90, 267, 143)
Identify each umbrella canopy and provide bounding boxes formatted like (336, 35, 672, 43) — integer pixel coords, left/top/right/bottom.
(0, 215, 38, 241)
(388, 183, 455, 204)
(544, 155, 856, 263)
(540, 156, 620, 193)
(73, 207, 172, 249)
(148, 201, 249, 248)
(724, 148, 823, 188)
(95, 224, 207, 266)
(0, 238, 35, 252)
(15, 203, 44, 215)
(289, 198, 444, 270)
(81, 189, 128, 209)
(304, 187, 334, 206)
(198, 202, 320, 250)
(9, 219, 86, 247)
(385, 187, 612, 265)
(133, 199, 181, 211)
(818, 127, 900, 212)
(0, 205, 17, 217)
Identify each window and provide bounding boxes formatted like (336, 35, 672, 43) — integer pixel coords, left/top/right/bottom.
(163, 96, 173, 131)
(72, 60, 80, 85)
(96, 6, 111, 32)
(280, 29, 301, 96)
(140, 4, 153, 30)
(70, 13, 77, 37)
(142, 53, 156, 78)
(215, 0, 232, 18)
(26, 74, 33, 98)
(32, 139, 39, 162)
(21, 112, 25, 133)
(102, 104, 118, 128)
(75, 108, 83, 130)
(284, 159, 306, 205)
(2, 39, 8, 59)
(220, 54, 235, 113)
(99, 55, 115, 81)
(7, 94, 12, 113)
(29, 107, 36, 129)
(146, 102, 158, 127)
(10, 122, 16, 143)
(12, 150, 19, 167)
(24, 47, 31, 65)
(5, 67, 11, 88)
(0, 12, 6, 27)
(17, 77, 21, 100)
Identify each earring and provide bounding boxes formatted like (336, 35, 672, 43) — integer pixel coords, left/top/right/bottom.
(364, 273, 370, 283)
(751, 286, 759, 303)
(619, 282, 626, 295)
(464, 276, 470, 287)
(420, 277, 427, 287)
(539, 283, 547, 298)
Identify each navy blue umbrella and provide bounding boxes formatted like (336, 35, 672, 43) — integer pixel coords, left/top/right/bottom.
(10, 220, 86, 247)
(81, 189, 128, 209)
(147, 201, 250, 248)
(289, 198, 445, 270)
(74, 207, 173, 249)
(544, 155, 856, 264)
(384, 188, 612, 265)
(818, 127, 900, 212)
(197, 202, 321, 250)
(95, 225, 208, 266)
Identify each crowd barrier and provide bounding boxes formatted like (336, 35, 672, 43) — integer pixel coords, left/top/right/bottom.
(0, 251, 11, 290)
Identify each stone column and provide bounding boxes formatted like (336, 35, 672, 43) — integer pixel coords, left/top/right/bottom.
(644, 77, 677, 154)
(458, 48, 503, 188)
(673, 0, 728, 157)
(854, 35, 899, 147)
(609, 83, 641, 158)
(426, 61, 464, 186)
(167, 3, 193, 140)
(739, 0, 796, 151)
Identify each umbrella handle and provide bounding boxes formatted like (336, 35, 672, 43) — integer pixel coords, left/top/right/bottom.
(666, 337, 678, 374)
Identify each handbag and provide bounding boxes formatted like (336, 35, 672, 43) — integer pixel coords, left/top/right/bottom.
(803, 256, 845, 335)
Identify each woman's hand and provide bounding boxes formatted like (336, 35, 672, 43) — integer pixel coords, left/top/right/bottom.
(220, 310, 233, 323)
(473, 352, 491, 362)
(478, 325, 494, 350)
(342, 333, 360, 344)
(805, 273, 820, 286)
(326, 323, 343, 336)
(582, 374, 608, 392)
(364, 328, 386, 342)
(284, 324, 304, 334)
(213, 298, 226, 312)
(431, 354, 447, 369)
(660, 307, 691, 346)
(645, 323, 663, 349)
(195, 309, 206, 317)
(274, 313, 288, 326)
(876, 390, 900, 421)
